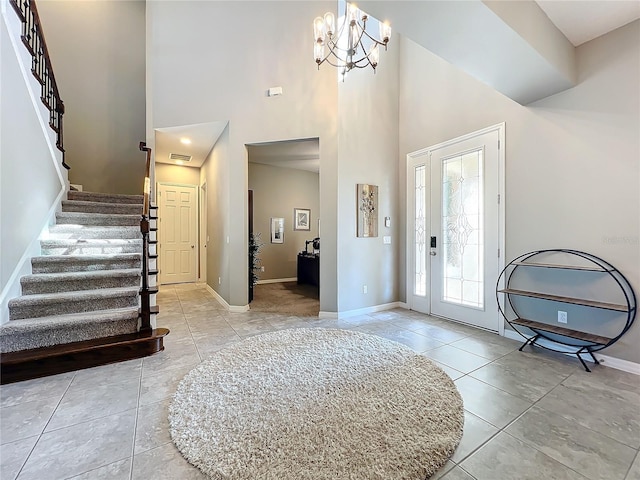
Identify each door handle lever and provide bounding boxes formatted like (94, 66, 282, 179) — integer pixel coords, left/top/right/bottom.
(430, 251, 436, 256)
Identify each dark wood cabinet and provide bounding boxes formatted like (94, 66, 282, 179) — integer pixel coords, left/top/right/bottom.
(297, 254, 319, 287)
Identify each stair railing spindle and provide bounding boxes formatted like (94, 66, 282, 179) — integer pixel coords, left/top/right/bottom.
(9, 0, 68, 169)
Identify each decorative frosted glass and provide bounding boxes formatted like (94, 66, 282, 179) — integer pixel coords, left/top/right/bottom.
(442, 150, 484, 308)
(414, 165, 426, 296)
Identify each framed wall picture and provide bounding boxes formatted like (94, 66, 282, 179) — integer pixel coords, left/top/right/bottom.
(294, 208, 311, 231)
(357, 184, 378, 237)
(271, 217, 284, 243)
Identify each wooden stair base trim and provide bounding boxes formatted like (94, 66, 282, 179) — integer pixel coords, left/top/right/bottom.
(0, 328, 169, 384)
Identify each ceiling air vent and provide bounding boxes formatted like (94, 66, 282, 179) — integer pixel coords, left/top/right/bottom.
(169, 153, 192, 162)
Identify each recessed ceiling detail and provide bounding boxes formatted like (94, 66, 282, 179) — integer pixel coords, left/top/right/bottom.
(155, 121, 228, 168)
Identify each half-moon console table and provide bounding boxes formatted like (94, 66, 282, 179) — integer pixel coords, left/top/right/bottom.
(496, 249, 636, 372)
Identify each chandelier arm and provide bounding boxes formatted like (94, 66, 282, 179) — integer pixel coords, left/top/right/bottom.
(324, 40, 355, 56)
(359, 27, 388, 47)
(350, 57, 375, 69)
(318, 56, 347, 69)
(319, 47, 353, 70)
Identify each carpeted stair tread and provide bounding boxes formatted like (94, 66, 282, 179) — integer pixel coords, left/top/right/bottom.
(0, 307, 140, 353)
(48, 225, 141, 239)
(8, 287, 140, 320)
(40, 238, 143, 255)
(56, 212, 141, 226)
(62, 200, 142, 215)
(32, 253, 141, 273)
(21, 269, 141, 295)
(2, 187, 162, 368)
(68, 191, 144, 205)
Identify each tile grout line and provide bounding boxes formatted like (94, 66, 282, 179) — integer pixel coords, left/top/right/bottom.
(623, 450, 639, 480)
(440, 351, 576, 468)
(455, 367, 608, 480)
(128, 341, 146, 480)
(13, 372, 77, 479)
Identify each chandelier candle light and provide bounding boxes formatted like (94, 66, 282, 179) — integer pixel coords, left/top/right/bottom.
(314, 3, 391, 80)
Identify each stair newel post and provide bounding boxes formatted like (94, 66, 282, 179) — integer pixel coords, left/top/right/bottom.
(139, 142, 153, 332)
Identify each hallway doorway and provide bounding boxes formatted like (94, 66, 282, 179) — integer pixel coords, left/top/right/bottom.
(246, 138, 320, 309)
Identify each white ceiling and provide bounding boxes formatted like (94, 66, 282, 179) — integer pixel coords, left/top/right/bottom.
(247, 138, 320, 173)
(155, 121, 227, 168)
(536, 0, 640, 46)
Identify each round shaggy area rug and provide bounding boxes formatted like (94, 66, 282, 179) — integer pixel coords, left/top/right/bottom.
(169, 328, 464, 480)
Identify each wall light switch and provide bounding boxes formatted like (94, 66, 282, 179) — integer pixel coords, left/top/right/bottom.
(383, 236, 391, 244)
(384, 217, 391, 228)
(268, 86, 283, 96)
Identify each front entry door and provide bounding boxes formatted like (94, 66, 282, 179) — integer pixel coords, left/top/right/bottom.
(408, 125, 503, 331)
(158, 183, 197, 284)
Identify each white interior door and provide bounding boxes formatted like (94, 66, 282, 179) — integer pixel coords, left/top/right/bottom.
(408, 125, 504, 332)
(158, 183, 197, 284)
(199, 183, 207, 283)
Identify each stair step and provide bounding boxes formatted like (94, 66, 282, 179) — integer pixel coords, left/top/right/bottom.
(62, 200, 142, 215)
(1, 327, 170, 384)
(0, 307, 140, 353)
(56, 212, 140, 227)
(40, 238, 143, 255)
(32, 253, 141, 273)
(21, 269, 141, 295)
(68, 191, 144, 205)
(8, 287, 140, 320)
(48, 225, 141, 240)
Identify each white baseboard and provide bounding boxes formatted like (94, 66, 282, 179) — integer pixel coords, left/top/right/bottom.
(593, 353, 640, 375)
(319, 302, 407, 320)
(337, 301, 407, 319)
(229, 304, 250, 313)
(502, 329, 640, 375)
(256, 277, 297, 285)
(205, 285, 250, 312)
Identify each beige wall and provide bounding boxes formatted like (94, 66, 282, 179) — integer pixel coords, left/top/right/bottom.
(200, 126, 231, 302)
(248, 163, 319, 281)
(149, 1, 338, 308)
(155, 163, 200, 186)
(398, 21, 639, 362)
(336, 30, 400, 312)
(38, 0, 146, 194)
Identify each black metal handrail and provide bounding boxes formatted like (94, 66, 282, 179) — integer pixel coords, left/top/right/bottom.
(10, 0, 68, 169)
(139, 142, 152, 331)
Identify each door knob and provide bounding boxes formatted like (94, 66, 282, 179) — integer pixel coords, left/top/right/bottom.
(191, 245, 195, 248)
(430, 251, 436, 256)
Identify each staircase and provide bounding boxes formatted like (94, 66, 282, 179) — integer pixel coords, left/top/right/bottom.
(0, 191, 168, 384)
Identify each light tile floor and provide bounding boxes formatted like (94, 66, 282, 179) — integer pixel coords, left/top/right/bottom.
(1, 283, 639, 480)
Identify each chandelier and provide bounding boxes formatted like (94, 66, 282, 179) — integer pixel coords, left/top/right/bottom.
(313, 2, 391, 79)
